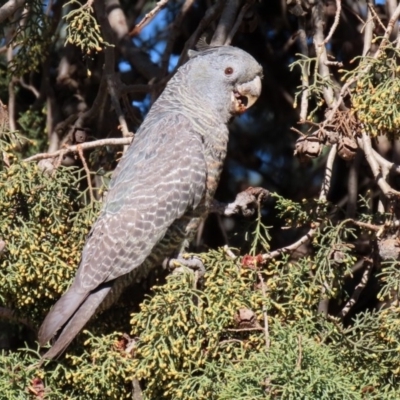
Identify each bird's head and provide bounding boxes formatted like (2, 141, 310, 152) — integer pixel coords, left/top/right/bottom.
(185, 44, 263, 121)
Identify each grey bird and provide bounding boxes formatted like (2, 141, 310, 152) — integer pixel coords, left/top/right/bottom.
(38, 45, 262, 359)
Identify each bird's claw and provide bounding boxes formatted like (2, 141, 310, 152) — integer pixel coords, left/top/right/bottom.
(163, 254, 206, 287)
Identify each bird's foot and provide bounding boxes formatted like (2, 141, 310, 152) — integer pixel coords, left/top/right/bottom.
(163, 254, 206, 287)
(211, 186, 269, 217)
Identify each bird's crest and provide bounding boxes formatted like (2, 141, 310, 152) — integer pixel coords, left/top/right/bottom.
(195, 36, 212, 51)
(188, 36, 219, 59)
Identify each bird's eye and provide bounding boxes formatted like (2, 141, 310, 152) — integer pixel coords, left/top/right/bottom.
(225, 67, 234, 75)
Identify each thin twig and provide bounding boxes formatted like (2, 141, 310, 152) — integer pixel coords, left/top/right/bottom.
(263, 130, 336, 261)
(338, 258, 373, 319)
(386, 0, 399, 41)
(262, 226, 318, 261)
(224, 0, 255, 45)
(19, 77, 39, 98)
(345, 218, 380, 232)
(54, 148, 66, 170)
(107, 75, 131, 139)
(129, 0, 169, 36)
(297, 18, 309, 121)
(357, 135, 400, 174)
(360, 132, 400, 197)
(77, 144, 95, 204)
(367, 2, 385, 33)
(226, 327, 263, 332)
(320, 144, 337, 201)
(373, 3, 400, 57)
(24, 137, 132, 162)
(312, 2, 334, 105)
(323, 0, 341, 45)
(362, 0, 374, 56)
(257, 271, 270, 350)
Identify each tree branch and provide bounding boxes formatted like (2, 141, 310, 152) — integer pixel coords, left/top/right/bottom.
(129, 0, 170, 36)
(177, 0, 225, 68)
(224, 0, 255, 45)
(0, 0, 24, 24)
(211, 0, 240, 46)
(312, 1, 334, 106)
(323, 0, 341, 45)
(24, 138, 132, 162)
(360, 132, 400, 197)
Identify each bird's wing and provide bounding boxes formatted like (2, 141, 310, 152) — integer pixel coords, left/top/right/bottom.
(38, 114, 206, 347)
(77, 113, 206, 290)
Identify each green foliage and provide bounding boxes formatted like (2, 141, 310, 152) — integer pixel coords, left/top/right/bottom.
(0, 160, 98, 324)
(0, 333, 134, 399)
(0, 346, 62, 399)
(2, 2, 400, 400)
(1, 193, 400, 398)
(130, 252, 266, 399)
(341, 42, 400, 137)
(7, 0, 52, 76)
(53, 331, 135, 399)
(246, 205, 271, 255)
(217, 322, 360, 400)
(289, 54, 336, 119)
(64, 0, 109, 55)
(17, 109, 47, 157)
(377, 260, 400, 303)
(273, 193, 329, 227)
(312, 220, 357, 294)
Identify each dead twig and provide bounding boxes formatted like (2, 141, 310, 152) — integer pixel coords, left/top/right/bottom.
(226, 327, 263, 332)
(360, 132, 400, 197)
(320, 144, 337, 201)
(262, 226, 318, 261)
(297, 18, 309, 121)
(24, 137, 132, 162)
(107, 75, 131, 139)
(263, 130, 336, 261)
(77, 144, 95, 204)
(338, 258, 374, 319)
(129, 0, 169, 36)
(323, 0, 341, 45)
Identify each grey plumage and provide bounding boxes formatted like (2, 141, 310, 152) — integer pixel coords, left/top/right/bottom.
(38, 45, 262, 359)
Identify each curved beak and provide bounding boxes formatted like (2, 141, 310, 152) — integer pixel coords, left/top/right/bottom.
(236, 74, 262, 110)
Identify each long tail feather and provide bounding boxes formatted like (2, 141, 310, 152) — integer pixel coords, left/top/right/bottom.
(40, 283, 113, 360)
(38, 285, 88, 346)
